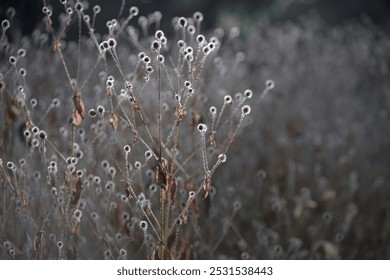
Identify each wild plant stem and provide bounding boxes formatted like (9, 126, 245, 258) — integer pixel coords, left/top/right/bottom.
(160, 188, 165, 259)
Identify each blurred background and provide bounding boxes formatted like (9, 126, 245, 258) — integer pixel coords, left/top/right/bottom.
(1, 0, 390, 35)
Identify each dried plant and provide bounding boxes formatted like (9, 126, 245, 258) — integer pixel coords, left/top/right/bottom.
(0, 0, 271, 260)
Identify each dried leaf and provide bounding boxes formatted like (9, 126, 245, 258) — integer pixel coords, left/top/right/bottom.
(72, 92, 85, 126)
(155, 158, 169, 188)
(20, 190, 28, 208)
(72, 110, 83, 125)
(202, 178, 212, 199)
(33, 230, 45, 260)
(109, 113, 119, 131)
(169, 176, 177, 203)
(175, 106, 187, 124)
(71, 178, 82, 207)
(125, 183, 133, 199)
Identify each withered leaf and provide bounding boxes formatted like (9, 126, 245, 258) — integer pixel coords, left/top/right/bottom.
(174, 106, 187, 124)
(21, 190, 28, 208)
(71, 178, 82, 207)
(72, 110, 83, 126)
(72, 92, 85, 126)
(109, 113, 119, 131)
(33, 230, 45, 260)
(169, 177, 177, 203)
(125, 183, 133, 199)
(202, 178, 212, 199)
(155, 158, 169, 188)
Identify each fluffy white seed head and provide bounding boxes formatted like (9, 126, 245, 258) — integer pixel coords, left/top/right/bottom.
(218, 153, 227, 163)
(224, 95, 232, 104)
(241, 105, 251, 116)
(197, 123, 207, 133)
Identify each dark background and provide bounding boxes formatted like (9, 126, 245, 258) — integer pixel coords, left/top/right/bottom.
(1, 0, 390, 35)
